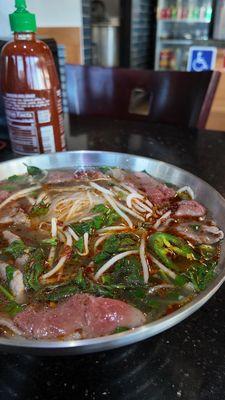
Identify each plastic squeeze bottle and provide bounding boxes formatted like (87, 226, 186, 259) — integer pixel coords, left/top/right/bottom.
(0, 0, 66, 154)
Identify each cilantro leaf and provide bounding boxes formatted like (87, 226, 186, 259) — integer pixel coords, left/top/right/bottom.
(75, 237, 84, 253)
(30, 200, 50, 217)
(94, 234, 138, 265)
(41, 238, 58, 246)
(5, 240, 26, 259)
(3, 301, 24, 317)
(24, 249, 45, 291)
(7, 175, 26, 183)
(6, 265, 16, 284)
(26, 165, 43, 176)
(183, 261, 217, 292)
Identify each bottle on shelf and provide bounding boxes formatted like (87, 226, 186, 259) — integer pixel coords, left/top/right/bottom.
(0, 0, 66, 155)
(205, 1, 212, 22)
(192, 4, 200, 20)
(176, 0, 183, 20)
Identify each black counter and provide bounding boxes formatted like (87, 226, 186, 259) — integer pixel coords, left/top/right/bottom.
(1, 116, 225, 400)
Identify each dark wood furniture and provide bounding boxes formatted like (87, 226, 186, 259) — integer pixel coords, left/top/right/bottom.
(66, 65, 220, 128)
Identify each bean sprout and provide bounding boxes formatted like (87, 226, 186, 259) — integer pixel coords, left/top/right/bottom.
(94, 250, 139, 280)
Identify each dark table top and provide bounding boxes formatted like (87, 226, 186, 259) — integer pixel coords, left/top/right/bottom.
(1, 116, 225, 400)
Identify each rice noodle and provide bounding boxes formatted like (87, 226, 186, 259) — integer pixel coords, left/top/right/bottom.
(103, 194, 133, 228)
(146, 199, 154, 208)
(94, 250, 139, 280)
(27, 196, 36, 205)
(90, 182, 114, 196)
(0, 318, 22, 335)
(113, 199, 145, 222)
(36, 192, 48, 204)
(153, 211, 172, 229)
(126, 193, 144, 208)
(0, 185, 41, 211)
(133, 199, 152, 213)
(48, 186, 89, 193)
(177, 186, 195, 200)
(140, 237, 150, 283)
(87, 190, 94, 208)
(113, 186, 129, 196)
(132, 203, 148, 213)
(119, 183, 138, 194)
(149, 254, 177, 279)
(146, 212, 153, 219)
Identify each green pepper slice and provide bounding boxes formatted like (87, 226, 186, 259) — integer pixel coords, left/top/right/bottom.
(148, 232, 196, 271)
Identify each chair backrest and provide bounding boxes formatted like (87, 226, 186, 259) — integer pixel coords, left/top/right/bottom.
(66, 65, 220, 128)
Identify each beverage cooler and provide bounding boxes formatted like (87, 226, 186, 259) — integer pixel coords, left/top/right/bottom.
(155, 0, 214, 70)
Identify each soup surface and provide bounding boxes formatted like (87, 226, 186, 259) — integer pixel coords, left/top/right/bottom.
(0, 166, 223, 340)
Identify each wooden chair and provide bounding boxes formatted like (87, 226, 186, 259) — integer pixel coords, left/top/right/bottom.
(66, 65, 220, 128)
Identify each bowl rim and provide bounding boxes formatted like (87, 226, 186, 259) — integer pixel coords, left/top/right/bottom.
(0, 150, 224, 354)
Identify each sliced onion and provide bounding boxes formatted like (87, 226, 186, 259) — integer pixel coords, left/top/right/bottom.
(94, 250, 139, 280)
(0, 185, 41, 211)
(140, 237, 150, 283)
(103, 194, 133, 228)
(177, 186, 195, 200)
(153, 211, 172, 229)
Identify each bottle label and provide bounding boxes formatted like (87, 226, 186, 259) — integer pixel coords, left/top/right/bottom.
(3, 91, 66, 155)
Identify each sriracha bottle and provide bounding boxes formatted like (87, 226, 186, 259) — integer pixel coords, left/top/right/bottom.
(0, 0, 66, 155)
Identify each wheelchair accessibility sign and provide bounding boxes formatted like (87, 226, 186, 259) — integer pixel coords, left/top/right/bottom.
(187, 47, 217, 72)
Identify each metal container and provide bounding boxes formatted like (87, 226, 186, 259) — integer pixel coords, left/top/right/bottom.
(92, 24, 119, 67)
(0, 150, 225, 355)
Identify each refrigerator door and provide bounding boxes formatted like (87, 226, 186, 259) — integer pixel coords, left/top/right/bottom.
(155, 0, 214, 71)
(213, 2, 225, 40)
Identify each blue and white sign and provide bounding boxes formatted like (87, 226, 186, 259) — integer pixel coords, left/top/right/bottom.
(187, 47, 217, 72)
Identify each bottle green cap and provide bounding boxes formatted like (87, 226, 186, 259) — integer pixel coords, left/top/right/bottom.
(10, 0, 37, 33)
